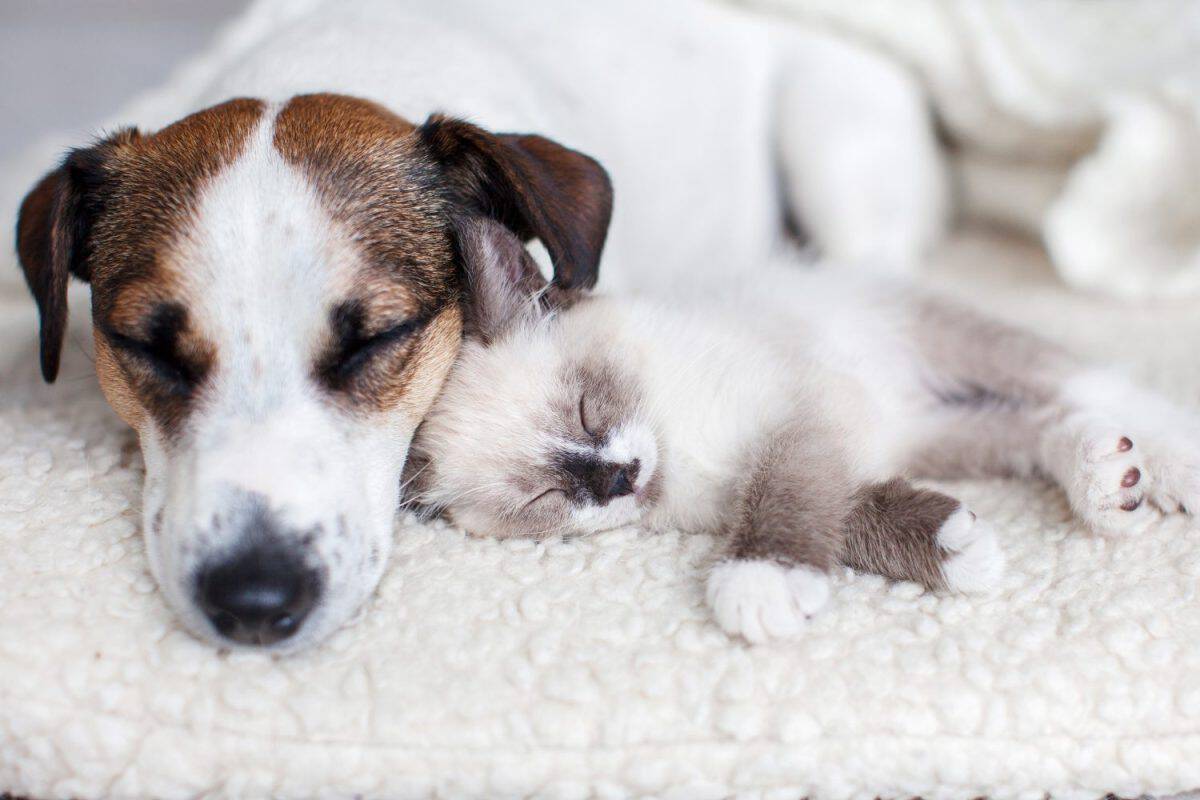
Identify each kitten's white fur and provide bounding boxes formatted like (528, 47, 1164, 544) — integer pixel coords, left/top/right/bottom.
(936, 509, 1006, 595)
(413, 256, 1200, 642)
(706, 561, 830, 645)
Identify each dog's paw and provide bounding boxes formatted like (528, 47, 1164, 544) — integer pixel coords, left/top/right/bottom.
(936, 507, 1005, 593)
(705, 559, 829, 644)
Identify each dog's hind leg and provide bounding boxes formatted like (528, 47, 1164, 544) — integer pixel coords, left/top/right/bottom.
(842, 478, 1005, 594)
(773, 28, 948, 272)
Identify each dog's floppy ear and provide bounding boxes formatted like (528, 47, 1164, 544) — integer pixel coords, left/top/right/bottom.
(16, 130, 137, 382)
(420, 116, 613, 293)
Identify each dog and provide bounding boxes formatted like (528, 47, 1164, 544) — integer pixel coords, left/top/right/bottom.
(15, 0, 946, 650)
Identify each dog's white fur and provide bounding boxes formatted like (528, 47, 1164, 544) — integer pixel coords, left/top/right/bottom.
(192, 0, 944, 285)
(140, 112, 420, 646)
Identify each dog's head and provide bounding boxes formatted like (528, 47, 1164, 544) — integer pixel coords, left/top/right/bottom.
(15, 94, 612, 651)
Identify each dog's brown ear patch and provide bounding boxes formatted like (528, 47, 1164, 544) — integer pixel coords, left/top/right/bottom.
(420, 116, 613, 293)
(16, 130, 138, 382)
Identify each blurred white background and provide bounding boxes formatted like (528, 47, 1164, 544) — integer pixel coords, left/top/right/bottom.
(0, 0, 248, 159)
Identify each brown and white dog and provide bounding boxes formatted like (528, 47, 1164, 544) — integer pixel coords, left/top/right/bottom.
(17, 94, 612, 649)
(14, 0, 947, 650)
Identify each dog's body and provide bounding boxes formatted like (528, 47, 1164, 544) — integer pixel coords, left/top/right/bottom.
(17, 0, 944, 649)
(408, 227, 1200, 642)
(178, 0, 946, 284)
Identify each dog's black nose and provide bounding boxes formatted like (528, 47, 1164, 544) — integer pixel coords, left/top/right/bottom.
(196, 545, 322, 646)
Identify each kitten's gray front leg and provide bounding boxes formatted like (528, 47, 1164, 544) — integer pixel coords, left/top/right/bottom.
(705, 420, 858, 644)
(842, 479, 1004, 594)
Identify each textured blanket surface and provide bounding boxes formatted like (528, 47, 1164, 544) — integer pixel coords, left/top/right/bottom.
(3, 229, 1200, 800)
(3, 2, 1200, 797)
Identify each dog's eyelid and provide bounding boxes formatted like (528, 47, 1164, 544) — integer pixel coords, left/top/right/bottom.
(363, 317, 422, 343)
(100, 324, 166, 356)
(319, 312, 434, 390)
(100, 324, 199, 392)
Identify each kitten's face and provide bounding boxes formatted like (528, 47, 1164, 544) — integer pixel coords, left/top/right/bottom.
(411, 309, 662, 540)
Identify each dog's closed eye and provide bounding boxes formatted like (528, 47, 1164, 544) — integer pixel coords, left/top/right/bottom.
(318, 301, 428, 390)
(102, 304, 205, 397)
(329, 320, 422, 378)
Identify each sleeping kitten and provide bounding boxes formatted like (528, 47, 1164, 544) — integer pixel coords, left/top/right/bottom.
(407, 218, 1200, 643)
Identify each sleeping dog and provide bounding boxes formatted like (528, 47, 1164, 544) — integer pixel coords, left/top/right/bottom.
(14, 0, 945, 650)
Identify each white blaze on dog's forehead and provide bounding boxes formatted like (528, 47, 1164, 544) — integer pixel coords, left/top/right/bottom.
(170, 107, 358, 409)
(136, 106, 421, 650)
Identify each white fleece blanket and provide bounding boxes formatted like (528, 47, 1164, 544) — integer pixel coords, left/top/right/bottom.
(4, 7, 1200, 800)
(728, 0, 1200, 299)
(3, 230, 1200, 800)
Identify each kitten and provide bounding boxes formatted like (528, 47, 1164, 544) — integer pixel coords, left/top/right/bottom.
(407, 218, 1200, 643)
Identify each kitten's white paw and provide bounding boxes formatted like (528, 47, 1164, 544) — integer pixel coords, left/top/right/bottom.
(1066, 424, 1155, 533)
(705, 560, 829, 644)
(936, 507, 1005, 594)
(1140, 431, 1200, 519)
(1052, 373, 1200, 533)
(1048, 415, 1200, 533)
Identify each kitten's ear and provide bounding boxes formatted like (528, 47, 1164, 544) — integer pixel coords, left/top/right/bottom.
(456, 216, 581, 343)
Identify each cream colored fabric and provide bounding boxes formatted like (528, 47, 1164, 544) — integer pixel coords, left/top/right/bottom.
(3, 230, 1200, 799)
(3, 2, 1200, 795)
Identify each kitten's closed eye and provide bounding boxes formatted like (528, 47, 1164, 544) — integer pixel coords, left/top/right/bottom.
(524, 487, 566, 511)
(579, 395, 597, 439)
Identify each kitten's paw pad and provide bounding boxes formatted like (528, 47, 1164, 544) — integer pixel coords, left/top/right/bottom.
(936, 507, 1005, 594)
(1067, 430, 1156, 533)
(705, 560, 829, 644)
(1141, 441, 1200, 518)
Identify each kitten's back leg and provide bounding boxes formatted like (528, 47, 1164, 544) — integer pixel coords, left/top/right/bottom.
(843, 478, 1005, 594)
(905, 295, 1200, 532)
(907, 294, 1082, 408)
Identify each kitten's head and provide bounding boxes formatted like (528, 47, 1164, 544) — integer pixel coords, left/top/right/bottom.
(407, 219, 662, 539)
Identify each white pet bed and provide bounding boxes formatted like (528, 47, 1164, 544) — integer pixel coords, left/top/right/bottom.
(4, 230, 1200, 799)
(4, 9, 1200, 800)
